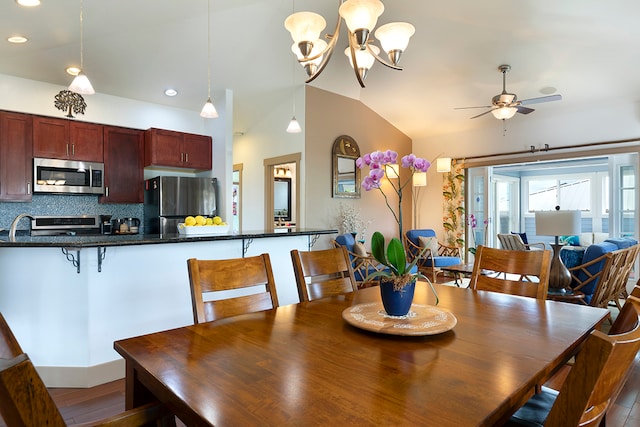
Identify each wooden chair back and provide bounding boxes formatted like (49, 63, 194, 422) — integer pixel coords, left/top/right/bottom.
(497, 233, 545, 251)
(544, 296, 640, 426)
(469, 245, 552, 299)
(587, 244, 640, 310)
(291, 247, 358, 302)
(187, 254, 279, 324)
(0, 313, 171, 427)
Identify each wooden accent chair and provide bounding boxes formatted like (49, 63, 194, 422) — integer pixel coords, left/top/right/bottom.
(469, 245, 552, 300)
(187, 254, 279, 324)
(0, 312, 173, 427)
(291, 247, 358, 302)
(497, 233, 546, 251)
(403, 229, 462, 282)
(568, 244, 640, 310)
(507, 296, 640, 427)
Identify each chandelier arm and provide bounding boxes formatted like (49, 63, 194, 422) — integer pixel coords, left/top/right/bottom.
(347, 32, 366, 88)
(303, 12, 342, 84)
(367, 42, 403, 71)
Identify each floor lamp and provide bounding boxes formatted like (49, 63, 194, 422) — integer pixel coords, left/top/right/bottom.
(534, 209, 581, 294)
(412, 172, 427, 229)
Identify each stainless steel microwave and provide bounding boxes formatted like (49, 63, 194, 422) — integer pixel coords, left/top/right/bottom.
(33, 157, 104, 195)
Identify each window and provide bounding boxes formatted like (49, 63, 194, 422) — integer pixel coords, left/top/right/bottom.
(526, 178, 591, 212)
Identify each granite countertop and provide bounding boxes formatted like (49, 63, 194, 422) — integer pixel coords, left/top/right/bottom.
(0, 228, 338, 248)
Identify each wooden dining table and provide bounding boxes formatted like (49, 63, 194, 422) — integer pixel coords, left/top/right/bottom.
(114, 283, 609, 427)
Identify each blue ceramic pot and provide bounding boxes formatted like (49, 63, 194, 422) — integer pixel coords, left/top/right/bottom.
(380, 279, 416, 316)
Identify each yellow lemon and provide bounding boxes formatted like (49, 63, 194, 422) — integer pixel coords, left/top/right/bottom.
(213, 216, 223, 225)
(195, 215, 206, 226)
(205, 218, 213, 226)
(184, 216, 196, 226)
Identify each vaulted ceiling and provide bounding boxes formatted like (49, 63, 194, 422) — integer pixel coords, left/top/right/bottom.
(2, 0, 639, 140)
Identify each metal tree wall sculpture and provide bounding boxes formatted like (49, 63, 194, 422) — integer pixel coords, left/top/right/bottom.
(54, 90, 87, 118)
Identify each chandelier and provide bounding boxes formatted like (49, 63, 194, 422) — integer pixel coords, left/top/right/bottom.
(284, 0, 414, 88)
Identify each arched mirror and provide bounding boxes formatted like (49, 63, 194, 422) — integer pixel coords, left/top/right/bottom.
(332, 135, 361, 198)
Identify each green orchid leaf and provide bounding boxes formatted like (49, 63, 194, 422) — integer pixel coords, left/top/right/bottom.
(387, 237, 406, 275)
(370, 231, 388, 267)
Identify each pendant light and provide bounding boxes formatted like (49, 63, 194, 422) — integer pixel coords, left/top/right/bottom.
(200, 0, 218, 118)
(68, 0, 95, 95)
(286, 0, 302, 134)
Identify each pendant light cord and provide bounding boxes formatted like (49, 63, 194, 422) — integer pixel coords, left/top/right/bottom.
(79, 0, 84, 69)
(207, 0, 211, 98)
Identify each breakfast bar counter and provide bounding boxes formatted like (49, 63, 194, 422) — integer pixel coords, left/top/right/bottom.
(0, 228, 337, 388)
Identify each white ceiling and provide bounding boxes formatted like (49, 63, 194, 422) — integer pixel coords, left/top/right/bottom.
(2, 0, 639, 140)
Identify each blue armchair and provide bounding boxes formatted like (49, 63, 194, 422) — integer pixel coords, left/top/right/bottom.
(403, 229, 462, 282)
(333, 233, 384, 287)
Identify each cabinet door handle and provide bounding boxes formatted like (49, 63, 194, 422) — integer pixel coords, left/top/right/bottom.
(105, 186, 109, 198)
(185, 152, 188, 163)
(72, 144, 75, 156)
(27, 182, 31, 195)
(66, 143, 69, 157)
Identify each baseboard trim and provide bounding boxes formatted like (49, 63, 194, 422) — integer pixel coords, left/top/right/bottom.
(36, 359, 125, 388)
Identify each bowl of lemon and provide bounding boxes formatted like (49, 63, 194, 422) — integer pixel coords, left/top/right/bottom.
(177, 215, 230, 236)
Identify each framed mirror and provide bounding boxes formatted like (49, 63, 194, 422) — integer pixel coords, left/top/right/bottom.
(332, 135, 361, 198)
(274, 177, 292, 222)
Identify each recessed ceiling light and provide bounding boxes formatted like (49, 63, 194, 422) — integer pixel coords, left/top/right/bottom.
(164, 89, 178, 97)
(66, 67, 81, 76)
(540, 86, 557, 95)
(7, 36, 28, 43)
(16, 0, 41, 7)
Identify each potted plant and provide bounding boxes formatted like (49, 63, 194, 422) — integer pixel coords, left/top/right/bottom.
(357, 150, 439, 315)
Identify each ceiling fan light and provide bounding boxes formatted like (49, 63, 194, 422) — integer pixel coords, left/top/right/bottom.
(374, 22, 415, 54)
(286, 116, 302, 133)
(200, 98, 218, 118)
(344, 45, 379, 70)
(285, 12, 326, 50)
(68, 71, 95, 95)
(491, 106, 517, 120)
(339, 0, 384, 33)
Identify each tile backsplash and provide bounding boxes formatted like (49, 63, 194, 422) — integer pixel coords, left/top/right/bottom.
(0, 195, 143, 232)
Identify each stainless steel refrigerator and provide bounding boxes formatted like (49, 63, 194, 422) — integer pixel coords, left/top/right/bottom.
(144, 176, 218, 236)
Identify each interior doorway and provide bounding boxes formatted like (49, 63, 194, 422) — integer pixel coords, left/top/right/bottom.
(264, 153, 301, 231)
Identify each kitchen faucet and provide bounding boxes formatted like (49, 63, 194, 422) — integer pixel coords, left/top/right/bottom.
(9, 213, 35, 241)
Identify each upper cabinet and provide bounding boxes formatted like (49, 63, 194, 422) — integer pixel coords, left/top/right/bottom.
(33, 116, 103, 162)
(0, 112, 33, 201)
(144, 128, 212, 171)
(100, 126, 144, 204)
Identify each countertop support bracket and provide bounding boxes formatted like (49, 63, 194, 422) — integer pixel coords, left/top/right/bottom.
(97, 247, 107, 272)
(309, 234, 321, 250)
(242, 238, 254, 257)
(61, 248, 81, 274)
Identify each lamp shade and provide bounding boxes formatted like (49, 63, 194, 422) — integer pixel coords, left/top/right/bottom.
(344, 45, 379, 70)
(412, 172, 427, 187)
(200, 98, 218, 118)
(535, 210, 581, 236)
(68, 71, 95, 95)
(374, 22, 415, 53)
(338, 0, 384, 33)
(286, 116, 302, 133)
(436, 157, 451, 173)
(284, 12, 326, 45)
(491, 106, 517, 120)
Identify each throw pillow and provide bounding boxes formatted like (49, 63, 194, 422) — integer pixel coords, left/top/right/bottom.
(560, 235, 580, 246)
(352, 241, 368, 257)
(418, 236, 439, 255)
(510, 232, 529, 245)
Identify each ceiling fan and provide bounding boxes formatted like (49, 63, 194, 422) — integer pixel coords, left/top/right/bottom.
(456, 64, 562, 120)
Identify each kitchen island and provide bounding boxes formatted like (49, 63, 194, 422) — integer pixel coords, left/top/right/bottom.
(0, 228, 336, 387)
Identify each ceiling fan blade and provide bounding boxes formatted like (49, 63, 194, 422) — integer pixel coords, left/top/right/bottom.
(516, 105, 535, 115)
(470, 109, 496, 119)
(454, 105, 493, 110)
(519, 94, 562, 106)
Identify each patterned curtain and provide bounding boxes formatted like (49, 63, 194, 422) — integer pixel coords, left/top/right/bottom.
(442, 159, 465, 249)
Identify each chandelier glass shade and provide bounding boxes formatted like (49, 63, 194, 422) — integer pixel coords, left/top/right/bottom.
(285, 0, 414, 87)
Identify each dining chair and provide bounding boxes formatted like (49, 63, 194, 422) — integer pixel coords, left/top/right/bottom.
(507, 296, 640, 427)
(0, 312, 172, 427)
(187, 254, 279, 324)
(469, 245, 552, 300)
(291, 246, 358, 302)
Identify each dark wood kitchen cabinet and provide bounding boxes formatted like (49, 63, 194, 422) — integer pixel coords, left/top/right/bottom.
(100, 126, 144, 204)
(144, 128, 212, 170)
(33, 116, 103, 162)
(0, 112, 33, 201)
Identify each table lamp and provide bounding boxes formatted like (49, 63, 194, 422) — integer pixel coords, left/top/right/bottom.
(535, 208, 581, 294)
